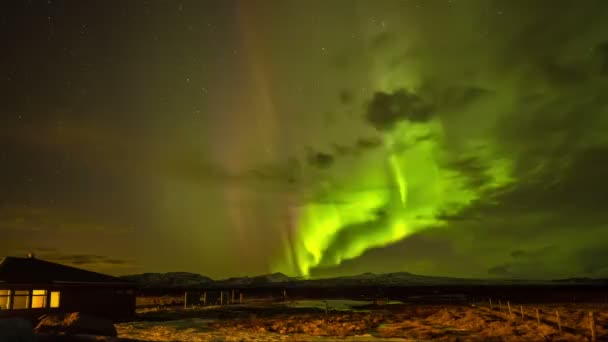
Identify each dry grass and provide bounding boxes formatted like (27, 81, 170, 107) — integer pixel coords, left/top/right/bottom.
(136, 296, 183, 308)
(117, 302, 608, 341)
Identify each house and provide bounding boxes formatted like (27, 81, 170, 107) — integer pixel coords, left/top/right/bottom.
(0, 254, 136, 322)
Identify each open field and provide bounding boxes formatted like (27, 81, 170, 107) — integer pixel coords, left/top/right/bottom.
(116, 299, 608, 341)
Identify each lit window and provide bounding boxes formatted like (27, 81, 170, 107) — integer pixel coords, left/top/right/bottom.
(12, 290, 30, 309)
(50, 291, 60, 308)
(0, 290, 10, 310)
(31, 289, 47, 309)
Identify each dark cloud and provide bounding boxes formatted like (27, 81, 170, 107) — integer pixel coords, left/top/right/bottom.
(306, 150, 335, 169)
(339, 89, 354, 105)
(539, 61, 588, 86)
(449, 145, 608, 244)
(249, 158, 302, 184)
(487, 264, 511, 276)
(329, 137, 382, 159)
(510, 246, 556, 260)
(332, 143, 354, 157)
(311, 231, 457, 278)
(167, 149, 302, 186)
(365, 89, 434, 131)
(487, 258, 553, 278)
(47, 254, 129, 266)
(515, 146, 608, 216)
(596, 41, 608, 76)
(576, 246, 608, 274)
(487, 243, 608, 278)
(440, 86, 492, 108)
(446, 156, 493, 191)
(370, 32, 394, 50)
(355, 137, 382, 150)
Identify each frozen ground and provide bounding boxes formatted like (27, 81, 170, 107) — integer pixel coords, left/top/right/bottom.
(116, 301, 608, 341)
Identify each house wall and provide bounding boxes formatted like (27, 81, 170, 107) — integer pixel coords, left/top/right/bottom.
(60, 286, 135, 321)
(0, 285, 135, 322)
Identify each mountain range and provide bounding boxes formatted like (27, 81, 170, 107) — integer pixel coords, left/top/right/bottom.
(119, 271, 608, 289)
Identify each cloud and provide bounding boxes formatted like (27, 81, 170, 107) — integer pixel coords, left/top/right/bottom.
(487, 265, 511, 276)
(597, 41, 608, 76)
(365, 89, 434, 131)
(511, 246, 556, 259)
(4, 246, 134, 270)
(439, 86, 492, 108)
(576, 246, 608, 274)
(339, 89, 354, 105)
(165, 147, 303, 187)
(370, 32, 394, 50)
(48, 254, 130, 267)
(486, 243, 608, 278)
(355, 137, 382, 150)
(310, 232, 457, 278)
(287, 0, 608, 279)
(446, 156, 493, 191)
(0, 206, 134, 236)
(331, 143, 354, 157)
(328, 136, 383, 159)
(306, 150, 335, 169)
(249, 158, 302, 184)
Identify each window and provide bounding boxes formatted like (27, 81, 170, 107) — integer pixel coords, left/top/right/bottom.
(0, 290, 10, 310)
(31, 289, 47, 309)
(12, 290, 29, 309)
(50, 291, 60, 308)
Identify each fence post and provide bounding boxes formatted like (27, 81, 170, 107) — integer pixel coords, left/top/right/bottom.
(590, 311, 597, 342)
(203, 291, 207, 306)
(240, 292, 243, 304)
(489, 298, 493, 310)
(520, 305, 524, 320)
(498, 299, 503, 313)
(555, 310, 562, 334)
(507, 301, 513, 319)
(536, 308, 540, 324)
(220, 291, 224, 306)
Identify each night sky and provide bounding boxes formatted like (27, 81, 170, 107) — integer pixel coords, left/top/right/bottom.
(2, 0, 608, 280)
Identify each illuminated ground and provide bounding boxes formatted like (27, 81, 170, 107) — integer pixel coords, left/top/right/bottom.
(116, 300, 607, 341)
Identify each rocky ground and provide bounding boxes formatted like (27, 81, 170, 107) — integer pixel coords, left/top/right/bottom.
(115, 301, 608, 341)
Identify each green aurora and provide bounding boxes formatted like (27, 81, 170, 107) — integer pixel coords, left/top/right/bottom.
(278, 114, 514, 277)
(2, 0, 608, 279)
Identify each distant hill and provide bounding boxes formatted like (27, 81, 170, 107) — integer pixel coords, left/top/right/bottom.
(120, 272, 213, 288)
(120, 271, 606, 289)
(552, 277, 608, 284)
(215, 272, 296, 286)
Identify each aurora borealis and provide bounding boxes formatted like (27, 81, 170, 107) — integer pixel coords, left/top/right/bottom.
(278, 117, 513, 277)
(2, 0, 608, 279)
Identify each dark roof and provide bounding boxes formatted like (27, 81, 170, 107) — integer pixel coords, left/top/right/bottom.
(0, 256, 133, 285)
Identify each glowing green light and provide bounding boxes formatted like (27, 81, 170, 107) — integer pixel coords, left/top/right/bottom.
(274, 117, 515, 277)
(389, 154, 407, 207)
